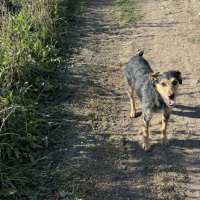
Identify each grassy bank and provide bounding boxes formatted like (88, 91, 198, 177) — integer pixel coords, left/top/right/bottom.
(0, 0, 85, 199)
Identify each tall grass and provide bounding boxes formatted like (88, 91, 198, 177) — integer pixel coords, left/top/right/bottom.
(0, 0, 67, 198)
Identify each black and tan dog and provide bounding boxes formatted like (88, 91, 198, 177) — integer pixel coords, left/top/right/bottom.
(124, 51, 182, 151)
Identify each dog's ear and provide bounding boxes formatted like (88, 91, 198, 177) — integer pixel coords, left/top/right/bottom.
(149, 71, 159, 86)
(176, 70, 182, 84)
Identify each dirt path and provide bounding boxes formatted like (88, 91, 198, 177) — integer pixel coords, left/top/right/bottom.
(57, 0, 200, 199)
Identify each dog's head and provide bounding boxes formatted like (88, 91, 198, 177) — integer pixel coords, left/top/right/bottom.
(149, 70, 182, 107)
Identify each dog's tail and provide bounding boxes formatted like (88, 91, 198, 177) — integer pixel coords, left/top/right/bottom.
(138, 50, 144, 57)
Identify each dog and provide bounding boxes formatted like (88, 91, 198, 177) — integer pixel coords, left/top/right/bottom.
(124, 50, 182, 151)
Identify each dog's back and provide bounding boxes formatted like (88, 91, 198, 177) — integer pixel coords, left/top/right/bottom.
(125, 51, 153, 99)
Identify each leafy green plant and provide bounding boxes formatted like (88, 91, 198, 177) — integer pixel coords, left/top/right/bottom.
(0, 0, 68, 198)
(0, 0, 87, 198)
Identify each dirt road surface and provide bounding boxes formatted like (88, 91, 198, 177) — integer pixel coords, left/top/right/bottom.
(53, 0, 200, 199)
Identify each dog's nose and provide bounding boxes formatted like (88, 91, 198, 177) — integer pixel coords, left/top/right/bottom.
(168, 94, 174, 99)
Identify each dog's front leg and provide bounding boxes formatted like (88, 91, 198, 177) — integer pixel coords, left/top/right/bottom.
(142, 114, 151, 151)
(161, 107, 171, 145)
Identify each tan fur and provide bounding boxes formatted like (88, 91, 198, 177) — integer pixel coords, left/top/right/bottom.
(142, 118, 151, 151)
(161, 107, 171, 145)
(156, 78, 179, 101)
(148, 71, 159, 84)
(128, 86, 136, 117)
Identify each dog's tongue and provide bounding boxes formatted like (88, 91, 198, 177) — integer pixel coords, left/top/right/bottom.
(167, 99, 174, 105)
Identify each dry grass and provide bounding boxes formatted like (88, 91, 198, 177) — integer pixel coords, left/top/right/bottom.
(87, 98, 120, 130)
(146, 164, 188, 199)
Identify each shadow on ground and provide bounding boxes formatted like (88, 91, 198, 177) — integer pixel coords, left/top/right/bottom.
(56, 130, 191, 199)
(173, 104, 200, 118)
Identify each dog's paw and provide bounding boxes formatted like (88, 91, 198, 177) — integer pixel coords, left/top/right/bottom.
(161, 136, 169, 145)
(142, 142, 151, 151)
(130, 111, 137, 118)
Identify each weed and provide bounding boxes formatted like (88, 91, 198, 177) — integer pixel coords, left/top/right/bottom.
(188, 34, 200, 43)
(112, 0, 142, 25)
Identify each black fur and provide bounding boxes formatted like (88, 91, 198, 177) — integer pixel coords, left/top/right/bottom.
(157, 71, 182, 85)
(125, 52, 161, 115)
(138, 50, 144, 57)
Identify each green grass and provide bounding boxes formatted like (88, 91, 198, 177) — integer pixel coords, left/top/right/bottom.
(173, 0, 194, 5)
(188, 34, 200, 43)
(0, 0, 85, 199)
(112, 0, 142, 24)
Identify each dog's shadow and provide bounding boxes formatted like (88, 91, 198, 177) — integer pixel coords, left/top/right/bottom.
(133, 104, 200, 119)
(134, 104, 200, 119)
(172, 104, 200, 119)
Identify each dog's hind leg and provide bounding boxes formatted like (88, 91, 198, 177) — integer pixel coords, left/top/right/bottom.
(142, 111, 152, 151)
(161, 107, 171, 145)
(128, 86, 136, 118)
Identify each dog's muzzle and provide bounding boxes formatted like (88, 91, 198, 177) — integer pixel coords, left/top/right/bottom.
(167, 94, 175, 106)
(166, 99, 175, 106)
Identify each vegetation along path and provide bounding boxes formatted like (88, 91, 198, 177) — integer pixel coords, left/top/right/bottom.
(43, 0, 200, 199)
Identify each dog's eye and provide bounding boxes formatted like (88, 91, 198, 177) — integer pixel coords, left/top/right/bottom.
(173, 81, 177, 86)
(161, 83, 165, 86)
